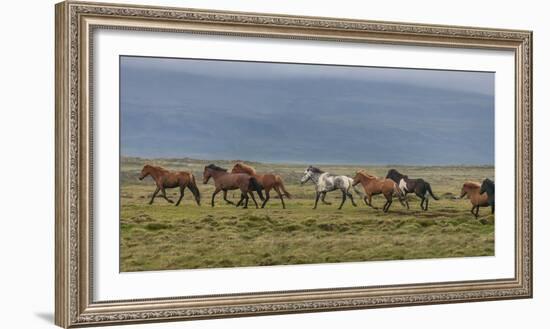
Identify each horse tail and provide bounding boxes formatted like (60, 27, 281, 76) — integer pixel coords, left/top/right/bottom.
(249, 177, 265, 201)
(188, 174, 201, 205)
(276, 175, 291, 198)
(427, 183, 439, 200)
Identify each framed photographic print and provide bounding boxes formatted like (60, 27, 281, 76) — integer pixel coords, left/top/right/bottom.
(55, 1, 532, 327)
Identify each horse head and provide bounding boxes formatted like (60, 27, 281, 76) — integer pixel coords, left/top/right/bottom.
(231, 163, 244, 174)
(203, 165, 213, 184)
(352, 171, 363, 186)
(231, 162, 254, 175)
(139, 164, 152, 180)
(300, 166, 314, 184)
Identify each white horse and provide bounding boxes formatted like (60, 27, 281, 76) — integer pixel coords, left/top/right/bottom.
(300, 166, 362, 210)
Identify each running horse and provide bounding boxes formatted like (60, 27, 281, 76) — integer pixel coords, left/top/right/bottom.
(300, 166, 362, 210)
(352, 171, 407, 212)
(480, 178, 495, 214)
(459, 181, 490, 218)
(203, 164, 264, 209)
(231, 162, 291, 209)
(385, 169, 439, 210)
(138, 164, 201, 206)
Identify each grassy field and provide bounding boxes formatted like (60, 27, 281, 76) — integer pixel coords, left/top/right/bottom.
(120, 157, 495, 272)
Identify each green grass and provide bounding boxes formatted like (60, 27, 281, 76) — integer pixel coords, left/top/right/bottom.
(120, 157, 495, 272)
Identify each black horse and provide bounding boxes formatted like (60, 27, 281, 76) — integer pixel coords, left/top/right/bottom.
(385, 169, 439, 211)
(480, 178, 495, 214)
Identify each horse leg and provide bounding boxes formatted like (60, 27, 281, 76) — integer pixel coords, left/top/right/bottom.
(236, 193, 245, 207)
(211, 188, 221, 207)
(161, 188, 174, 203)
(261, 188, 271, 208)
(404, 194, 410, 210)
(313, 192, 321, 209)
(175, 186, 185, 206)
(273, 186, 286, 209)
(424, 197, 429, 211)
(223, 190, 235, 205)
(338, 190, 347, 210)
(475, 205, 480, 218)
(384, 197, 393, 213)
(249, 192, 259, 209)
(491, 203, 495, 214)
(149, 187, 160, 205)
(366, 195, 377, 209)
(321, 192, 332, 205)
(347, 191, 357, 207)
(243, 193, 249, 209)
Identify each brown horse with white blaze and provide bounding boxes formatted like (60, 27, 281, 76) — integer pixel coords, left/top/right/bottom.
(139, 164, 201, 206)
(203, 164, 264, 209)
(459, 181, 489, 218)
(231, 162, 291, 209)
(352, 171, 406, 212)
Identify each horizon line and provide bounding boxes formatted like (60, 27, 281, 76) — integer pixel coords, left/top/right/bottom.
(121, 155, 495, 168)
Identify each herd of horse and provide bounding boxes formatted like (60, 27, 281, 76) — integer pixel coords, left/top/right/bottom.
(138, 163, 495, 218)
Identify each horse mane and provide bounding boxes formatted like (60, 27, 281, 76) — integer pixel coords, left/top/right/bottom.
(387, 169, 407, 179)
(233, 162, 256, 174)
(206, 164, 227, 172)
(143, 164, 165, 171)
(308, 166, 324, 174)
(463, 181, 481, 189)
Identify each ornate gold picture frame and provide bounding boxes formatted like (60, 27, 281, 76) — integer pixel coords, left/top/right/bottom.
(55, 1, 532, 327)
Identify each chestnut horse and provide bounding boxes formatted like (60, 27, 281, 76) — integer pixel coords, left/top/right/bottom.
(231, 163, 291, 209)
(139, 164, 200, 206)
(203, 164, 264, 209)
(459, 181, 489, 218)
(352, 171, 406, 212)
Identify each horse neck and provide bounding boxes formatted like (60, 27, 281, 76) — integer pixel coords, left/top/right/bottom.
(208, 169, 227, 180)
(242, 166, 256, 175)
(309, 172, 322, 184)
(241, 168, 258, 178)
(360, 174, 376, 185)
(146, 167, 163, 181)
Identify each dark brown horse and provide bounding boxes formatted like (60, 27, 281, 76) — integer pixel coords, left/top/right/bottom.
(139, 164, 201, 206)
(385, 169, 438, 211)
(352, 171, 406, 212)
(203, 164, 264, 209)
(480, 178, 495, 214)
(231, 162, 291, 209)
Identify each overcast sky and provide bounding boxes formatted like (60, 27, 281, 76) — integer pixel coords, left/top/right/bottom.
(120, 56, 495, 165)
